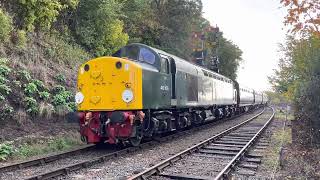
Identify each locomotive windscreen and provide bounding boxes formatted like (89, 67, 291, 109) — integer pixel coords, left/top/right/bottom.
(113, 45, 156, 65)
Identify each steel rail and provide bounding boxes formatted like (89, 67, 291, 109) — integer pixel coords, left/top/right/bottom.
(214, 107, 275, 179)
(21, 110, 264, 180)
(0, 144, 96, 173)
(128, 107, 269, 180)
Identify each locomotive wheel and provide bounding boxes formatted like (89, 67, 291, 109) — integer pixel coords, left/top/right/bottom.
(129, 126, 143, 146)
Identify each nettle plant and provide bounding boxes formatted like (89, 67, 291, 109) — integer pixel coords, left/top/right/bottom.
(51, 85, 75, 111)
(0, 142, 14, 161)
(24, 97, 39, 115)
(24, 82, 38, 96)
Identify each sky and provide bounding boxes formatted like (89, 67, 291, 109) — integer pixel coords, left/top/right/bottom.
(202, 0, 287, 91)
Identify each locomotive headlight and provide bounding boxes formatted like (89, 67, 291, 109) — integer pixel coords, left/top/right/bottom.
(75, 92, 84, 104)
(122, 89, 134, 103)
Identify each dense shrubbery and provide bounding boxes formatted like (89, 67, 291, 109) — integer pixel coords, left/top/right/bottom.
(270, 36, 320, 146)
(0, 55, 76, 119)
(15, 0, 79, 31)
(0, 8, 12, 43)
(0, 59, 14, 120)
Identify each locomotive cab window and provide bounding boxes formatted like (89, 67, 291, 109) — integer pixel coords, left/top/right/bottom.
(113, 45, 156, 65)
(139, 47, 156, 64)
(113, 45, 140, 60)
(160, 57, 169, 74)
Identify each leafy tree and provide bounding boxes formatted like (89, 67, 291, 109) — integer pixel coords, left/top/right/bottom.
(151, 0, 203, 58)
(74, 0, 128, 56)
(0, 0, 78, 32)
(215, 37, 242, 80)
(281, 0, 320, 36)
(121, 0, 161, 45)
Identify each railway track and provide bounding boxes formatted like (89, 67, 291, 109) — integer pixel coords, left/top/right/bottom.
(0, 108, 264, 180)
(128, 107, 274, 180)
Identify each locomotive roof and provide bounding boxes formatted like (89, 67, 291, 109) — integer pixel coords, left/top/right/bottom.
(128, 43, 232, 82)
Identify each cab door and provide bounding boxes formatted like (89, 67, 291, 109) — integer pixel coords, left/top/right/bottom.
(157, 56, 171, 107)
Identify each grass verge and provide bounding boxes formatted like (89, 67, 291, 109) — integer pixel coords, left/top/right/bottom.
(264, 109, 292, 177)
(0, 132, 84, 161)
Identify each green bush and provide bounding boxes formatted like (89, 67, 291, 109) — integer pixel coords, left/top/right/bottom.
(75, 0, 128, 56)
(17, 70, 31, 82)
(0, 143, 14, 161)
(0, 103, 13, 119)
(55, 74, 66, 84)
(2, 104, 14, 118)
(0, 84, 11, 95)
(51, 86, 74, 112)
(0, 95, 4, 101)
(0, 8, 12, 43)
(16, 0, 78, 31)
(60, 90, 73, 101)
(0, 64, 11, 76)
(52, 88, 73, 104)
(39, 91, 50, 101)
(15, 144, 35, 157)
(24, 97, 39, 115)
(67, 102, 77, 111)
(24, 82, 38, 96)
(52, 85, 65, 93)
(31, 79, 45, 91)
(0, 57, 8, 65)
(52, 94, 66, 106)
(15, 30, 27, 48)
(0, 75, 8, 84)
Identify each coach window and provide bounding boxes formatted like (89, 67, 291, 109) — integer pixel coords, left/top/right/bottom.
(160, 57, 169, 74)
(139, 47, 156, 64)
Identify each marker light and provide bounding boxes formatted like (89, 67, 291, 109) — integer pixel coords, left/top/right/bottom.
(75, 92, 84, 104)
(122, 89, 133, 103)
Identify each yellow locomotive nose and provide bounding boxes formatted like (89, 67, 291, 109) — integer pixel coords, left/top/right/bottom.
(76, 57, 143, 111)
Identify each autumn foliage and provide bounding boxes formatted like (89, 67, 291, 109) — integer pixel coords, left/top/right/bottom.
(281, 0, 320, 36)
(275, 0, 320, 146)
